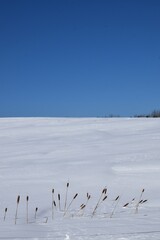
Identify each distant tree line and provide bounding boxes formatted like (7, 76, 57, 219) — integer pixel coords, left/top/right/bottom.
(134, 110, 160, 118)
(104, 110, 160, 118)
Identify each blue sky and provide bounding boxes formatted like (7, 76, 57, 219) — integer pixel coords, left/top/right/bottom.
(0, 0, 160, 117)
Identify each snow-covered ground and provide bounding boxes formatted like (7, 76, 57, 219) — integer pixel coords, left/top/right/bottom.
(0, 117, 160, 239)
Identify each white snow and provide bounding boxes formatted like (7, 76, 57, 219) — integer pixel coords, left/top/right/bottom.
(0, 117, 160, 239)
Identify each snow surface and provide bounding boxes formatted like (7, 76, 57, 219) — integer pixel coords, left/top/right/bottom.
(0, 117, 160, 239)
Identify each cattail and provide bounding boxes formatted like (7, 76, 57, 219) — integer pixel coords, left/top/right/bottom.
(102, 188, 107, 195)
(52, 189, 54, 219)
(80, 204, 85, 209)
(15, 195, 20, 224)
(17, 195, 20, 204)
(63, 193, 78, 216)
(35, 207, 38, 220)
(79, 193, 91, 216)
(73, 193, 78, 199)
(123, 202, 129, 208)
(130, 198, 135, 208)
(4, 208, 7, 221)
(58, 193, 61, 211)
(111, 195, 120, 207)
(80, 204, 86, 210)
(78, 203, 86, 213)
(64, 182, 69, 212)
(135, 188, 145, 214)
(110, 195, 121, 218)
(26, 196, 29, 223)
(142, 199, 148, 203)
(53, 201, 57, 207)
(92, 188, 107, 216)
(115, 196, 120, 201)
(102, 196, 107, 201)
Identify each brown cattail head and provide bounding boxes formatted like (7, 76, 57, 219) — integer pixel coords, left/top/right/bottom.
(80, 204, 85, 209)
(102, 188, 107, 194)
(139, 200, 143, 204)
(142, 188, 145, 193)
(58, 194, 60, 201)
(5, 208, 7, 212)
(17, 195, 20, 204)
(26, 196, 29, 202)
(81, 204, 86, 210)
(103, 196, 107, 201)
(53, 201, 56, 207)
(143, 199, 147, 203)
(115, 196, 119, 201)
(73, 193, 78, 199)
(35, 207, 38, 212)
(67, 182, 69, 188)
(88, 195, 91, 200)
(52, 189, 54, 194)
(123, 203, 129, 207)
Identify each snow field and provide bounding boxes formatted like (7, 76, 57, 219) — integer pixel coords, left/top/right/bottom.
(0, 117, 160, 239)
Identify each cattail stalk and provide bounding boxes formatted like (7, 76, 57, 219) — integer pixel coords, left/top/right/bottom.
(110, 195, 121, 218)
(82, 193, 91, 213)
(35, 207, 38, 220)
(78, 193, 91, 216)
(63, 193, 78, 216)
(52, 189, 54, 219)
(4, 208, 7, 221)
(26, 196, 29, 224)
(15, 195, 20, 225)
(135, 188, 145, 214)
(92, 188, 107, 216)
(64, 182, 69, 212)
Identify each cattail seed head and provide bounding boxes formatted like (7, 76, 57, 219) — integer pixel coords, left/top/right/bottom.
(67, 182, 69, 188)
(17, 195, 20, 204)
(53, 201, 56, 207)
(73, 193, 78, 199)
(52, 189, 54, 194)
(26, 196, 29, 202)
(142, 188, 145, 193)
(35, 207, 38, 212)
(80, 204, 85, 209)
(103, 196, 107, 201)
(102, 188, 107, 194)
(5, 208, 7, 212)
(81, 204, 86, 210)
(123, 203, 129, 207)
(58, 194, 60, 201)
(115, 196, 119, 201)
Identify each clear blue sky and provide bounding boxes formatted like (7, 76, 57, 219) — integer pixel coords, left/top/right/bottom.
(0, 0, 160, 117)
